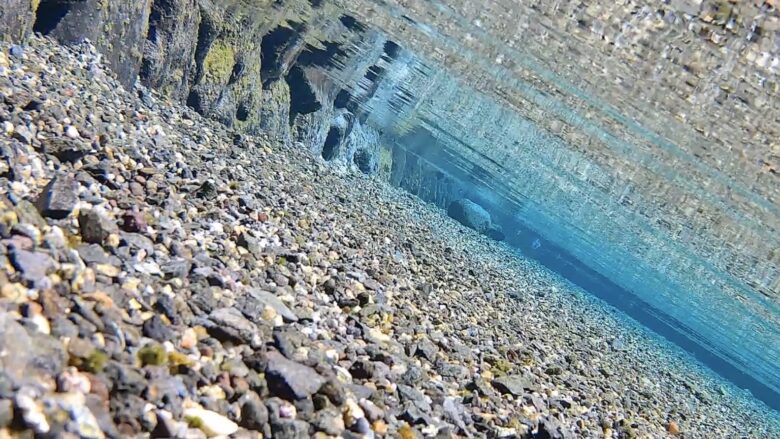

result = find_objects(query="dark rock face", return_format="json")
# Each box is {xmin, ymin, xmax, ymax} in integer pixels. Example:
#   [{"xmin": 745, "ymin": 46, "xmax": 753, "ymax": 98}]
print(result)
[
  {"xmin": 447, "ymin": 199, "xmax": 492, "ymax": 233},
  {"xmin": 260, "ymin": 24, "xmax": 306, "ymax": 87},
  {"xmin": 140, "ymin": 0, "xmax": 201, "ymax": 102},
  {"xmin": 258, "ymin": 79, "xmax": 293, "ymax": 143},
  {"xmin": 5, "ymin": 0, "xmax": 514, "ymax": 250},
  {"xmin": 2, "ymin": 0, "xmax": 399, "ymax": 177},
  {"xmin": 0, "ymin": 0, "xmax": 37, "ymax": 43},
  {"xmin": 33, "ymin": 0, "xmax": 153, "ymax": 88}
]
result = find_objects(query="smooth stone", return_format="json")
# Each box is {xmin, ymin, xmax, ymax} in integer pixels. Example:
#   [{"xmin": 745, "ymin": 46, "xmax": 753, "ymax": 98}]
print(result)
[
  {"xmin": 239, "ymin": 394, "xmax": 269, "ymax": 431},
  {"xmin": 142, "ymin": 315, "xmax": 175, "ymax": 342},
  {"xmin": 265, "ymin": 351, "xmax": 326, "ymax": 400},
  {"xmin": 9, "ymin": 248, "xmax": 53, "ymax": 283},
  {"xmin": 311, "ymin": 408, "xmax": 344, "ymax": 435},
  {"xmin": 492, "ymin": 375, "xmax": 534, "ymax": 397},
  {"xmin": 206, "ymin": 307, "xmax": 262, "ymax": 347},
  {"xmin": 270, "ymin": 418, "xmax": 310, "ymax": 439},
  {"xmin": 77, "ymin": 244, "xmax": 109, "ymax": 265},
  {"xmin": 0, "ymin": 313, "xmax": 66, "ymax": 383},
  {"xmin": 183, "ymin": 407, "xmax": 239, "ymax": 437},
  {"xmin": 79, "ymin": 209, "xmax": 117, "ymax": 244},
  {"xmin": 243, "ymin": 289, "xmax": 298, "ymax": 323}
]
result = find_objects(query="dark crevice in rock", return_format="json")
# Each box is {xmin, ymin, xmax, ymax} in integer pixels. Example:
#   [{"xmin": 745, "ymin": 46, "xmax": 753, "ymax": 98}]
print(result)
[
  {"xmin": 191, "ymin": 8, "xmax": 218, "ymax": 82},
  {"xmin": 296, "ymin": 41, "xmax": 344, "ymax": 68},
  {"xmin": 383, "ymin": 40, "xmax": 401, "ymax": 60},
  {"xmin": 228, "ymin": 60, "xmax": 244, "ymax": 85},
  {"xmin": 33, "ymin": 0, "xmax": 70, "ymax": 35},
  {"xmin": 336, "ymin": 88, "xmax": 369, "ymax": 123},
  {"xmin": 286, "ymin": 66, "xmax": 321, "ymax": 124},
  {"xmin": 322, "ymin": 127, "xmax": 342, "ymax": 161},
  {"xmin": 143, "ymin": 0, "xmax": 170, "ymax": 43},
  {"xmin": 140, "ymin": 0, "xmax": 200, "ymax": 102},
  {"xmin": 260, "ymin": 23, "xmax": 306, "ymax": 88},
  {"xmin": 185, "ymin": 91, "xmax": 203, "ymax": 114},
  {"xmin": 236, "ymin": 103, "xmax": 250, "ymax": 122},
  {"xmin": 353, "ymin": 148, "xmax": 373, "ymax": 174},
  {"xmin": 339, "ymin": 15, "xmax": 366, "ymax": 33},
  {"xmin": 334, "ymin": 89, "xmax": 354, "ymax": 110},
  {"xmin": 184, "ymin": 8, "xmax": 219, "ymax": 115},
  {"xmin": 364, "ymin": 65, "xmax": 385, "ymax": 82}
]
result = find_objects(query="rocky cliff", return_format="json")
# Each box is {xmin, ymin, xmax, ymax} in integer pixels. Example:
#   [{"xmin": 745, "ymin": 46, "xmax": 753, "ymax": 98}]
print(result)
[
  {"xmin": 1, "ymin": 0, "xmax": 493, "ymax": 221},
  {"xmin": 1, "ymin": 0, "xmax": 397, "ymax": 177}
]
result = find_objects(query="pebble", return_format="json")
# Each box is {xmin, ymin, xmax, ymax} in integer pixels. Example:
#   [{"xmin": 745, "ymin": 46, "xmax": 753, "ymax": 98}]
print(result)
[
  {"xmin": 65, "ymin": 126, "xmax": 81, "ymax": 139},
  {"xmin": 9, "ymin": 45, "xmax": 23, "ymax": 58},
  {"xmin": 667, "ymin": 420, "xmax": 681, "ymax": 435},
  {"xmin": 239, "ymin": 395, "xmax": 268, "ymax": 431},
  {"xmin": 183, "ymin": 407, "xmax": 239, "ymax": 437},
  {"xmin": 9, "ymin": 248, "xmax": 53, "ymax": 283},
  {"xmin": 79, "ymin": 209, "xmax": 118, "ymax": 244},
  {"xmin": 36, "ymin": 174, "xmax": 79, "ymax": 219}
]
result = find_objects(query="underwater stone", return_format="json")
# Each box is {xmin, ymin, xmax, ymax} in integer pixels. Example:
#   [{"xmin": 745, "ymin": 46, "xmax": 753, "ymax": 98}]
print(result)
[{"xmin": 447, "ymin": 198, "xmax": 492, "ymax": 233}]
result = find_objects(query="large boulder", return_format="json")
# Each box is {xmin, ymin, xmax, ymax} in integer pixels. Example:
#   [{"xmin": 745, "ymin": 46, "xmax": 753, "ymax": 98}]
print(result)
[{"xmin": 447, "ymin": 199, "xmax": 492, "ymax": 233}]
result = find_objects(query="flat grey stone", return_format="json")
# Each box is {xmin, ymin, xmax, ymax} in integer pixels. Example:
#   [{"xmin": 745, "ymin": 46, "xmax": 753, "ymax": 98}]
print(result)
[
  {"xmin": 243, "ymin": 289, "xmax": 298, "ymax": 323},
  {"xmin": 37, "ymin": 174, "xmax": 79, "ymax": 219},
  {"xmin": 265, "ymin": 351, "xmax": 325, "ymax": 400}
]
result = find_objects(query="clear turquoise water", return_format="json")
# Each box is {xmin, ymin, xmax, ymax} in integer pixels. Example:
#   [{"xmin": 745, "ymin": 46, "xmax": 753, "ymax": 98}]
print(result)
[{"xmin": 328, "ymin": 0, "xmax": 780, "ymax": 415}]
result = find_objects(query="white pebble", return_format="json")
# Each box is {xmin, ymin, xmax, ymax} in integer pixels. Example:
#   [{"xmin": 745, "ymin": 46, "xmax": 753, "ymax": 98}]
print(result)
[
  {"xmin": 65, "ymin": 126, "xmax": 80, "ymax": 139},
  {"xmin": 183, "ymin": 407, "xmax": 238, "ymax": 437}
]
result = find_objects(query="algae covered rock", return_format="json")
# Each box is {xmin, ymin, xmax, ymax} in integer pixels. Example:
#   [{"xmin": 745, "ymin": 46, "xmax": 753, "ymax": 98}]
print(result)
[
  {"xmin": 185, "ymin": 1, "xmax": 265, "ymax": 131},
  {"xmin": 0, "ymin": 0, "xmax": 38, "ymax": 43}
]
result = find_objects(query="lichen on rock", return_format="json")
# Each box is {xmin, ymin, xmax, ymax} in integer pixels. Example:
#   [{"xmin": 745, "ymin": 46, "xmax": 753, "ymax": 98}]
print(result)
[{"xmin": 202, "ymin": 41, "xmax": 236, "ymax": 83}]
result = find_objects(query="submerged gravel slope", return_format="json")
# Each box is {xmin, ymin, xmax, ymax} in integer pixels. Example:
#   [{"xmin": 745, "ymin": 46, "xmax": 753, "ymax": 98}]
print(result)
[{"xmin": 0, "ymin": 37, "xmax": 778, "ymax": 439}]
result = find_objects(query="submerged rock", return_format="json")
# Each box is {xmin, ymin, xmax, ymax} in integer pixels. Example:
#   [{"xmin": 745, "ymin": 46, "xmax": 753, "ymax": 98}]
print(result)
[
  {"xmin": 37, "ymin": 174, "xmax": 78, "ymax": 219},
  {"xmin": 265, "ymin": 351, "xmax": 326, "ymax": 400},
  {"xmin": 183, "ymin": 407, "xmax": 239, "ymax": 437},
  {"xmin": 447, "ymin": 198, "xmax": 492, "ymax": 233}
]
